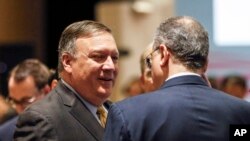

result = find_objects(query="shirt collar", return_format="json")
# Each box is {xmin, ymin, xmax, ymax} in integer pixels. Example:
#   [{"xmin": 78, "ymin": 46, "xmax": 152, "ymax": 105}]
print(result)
[{"xmin": 165, "ymin": 72, "xmax": 200, "ymax": 82}]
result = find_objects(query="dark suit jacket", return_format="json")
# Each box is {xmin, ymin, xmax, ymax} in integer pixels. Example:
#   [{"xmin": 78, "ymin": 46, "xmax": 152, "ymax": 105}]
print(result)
[
  {"xmin": 103, "ymin": 75, "xmax": 250, "ymax": 141},
  {"xmin": 14, "ymin": 81, "xmax": 108, "ymax": 141},
  {"xmin": 0, "ymin": 116, "xmax": 18, "ymax": 141}
]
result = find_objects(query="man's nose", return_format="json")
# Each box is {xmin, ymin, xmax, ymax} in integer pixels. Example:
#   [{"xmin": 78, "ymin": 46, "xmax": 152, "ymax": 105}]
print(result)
[{"xmin": 102, "ymin": 56, "xmax": 116, "ymax": 70}]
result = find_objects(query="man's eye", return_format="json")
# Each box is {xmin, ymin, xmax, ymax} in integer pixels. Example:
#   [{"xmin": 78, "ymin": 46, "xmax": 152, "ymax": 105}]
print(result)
[
  {"xmin": 112, "ymin": 56, "xmax": 119, "ymax": 62},
  {"xmin": 92, "ymin": 55, "xmax": 106, "ymax": 60},
  {"xmin": 90, "ymin": 54, "xmax": 119, "ymax": 63}
]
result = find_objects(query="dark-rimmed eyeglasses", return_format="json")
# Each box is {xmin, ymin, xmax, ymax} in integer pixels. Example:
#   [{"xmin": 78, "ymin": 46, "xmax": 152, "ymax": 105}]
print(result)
[
  {"xmin": 144, "ymin": 47, "xmax": 160, "ymax": 68},
  {"xmin": 6, "ymin": 95, "xmax": 38, "ymax": 108}
]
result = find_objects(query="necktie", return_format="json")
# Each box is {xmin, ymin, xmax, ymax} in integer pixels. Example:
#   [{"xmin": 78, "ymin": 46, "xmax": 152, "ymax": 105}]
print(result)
[{"xmin": 96, "ymin": 106, "xmax": 107, "ymax": 128}]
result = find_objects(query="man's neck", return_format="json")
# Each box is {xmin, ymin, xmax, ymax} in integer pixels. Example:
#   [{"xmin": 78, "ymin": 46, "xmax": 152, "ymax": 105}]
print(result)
[
  {"xmin": 166, "ymin": 64, "xmax": 202, "ymax": 81},
  {"xmin": 166, "ymin": 72, "xmax": 200, "ymax": 82}
]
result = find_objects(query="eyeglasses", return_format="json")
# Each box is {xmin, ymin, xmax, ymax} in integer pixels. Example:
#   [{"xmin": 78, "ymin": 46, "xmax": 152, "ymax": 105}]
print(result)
[
  {"xmin": 144, "ymin": 47, "xmax": 160, "ymax": 68},
  {"xmin": 6, "ymin": 95, "xmax": 38, "ymax": 108}
]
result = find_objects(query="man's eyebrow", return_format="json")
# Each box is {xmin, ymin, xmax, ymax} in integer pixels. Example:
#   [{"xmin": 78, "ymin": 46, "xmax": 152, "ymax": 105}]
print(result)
[
  {"xmin": 9, "ymin": 96, "xmax": 31, "ymax": 101},
  {"xmin": 89, "ymin": 50, "xmax": 119, "ymax": 55}
]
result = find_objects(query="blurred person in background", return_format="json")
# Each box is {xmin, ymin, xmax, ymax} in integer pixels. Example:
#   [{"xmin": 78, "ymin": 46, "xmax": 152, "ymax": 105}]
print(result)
[
  {"xmin": 0, "ymin": 95, "xmax": 16, "ymax": 125},
  {"xmin": 0, "ymin": 58, "xmax": 51, "ymax": 141},
  {"xmin": 139, "ymin": 42, "xmax": 155, "ymax": 93},
  {"xmin": 124, "ymin": 76, "xmax": 144, "ymax": 97},
  {"xmin": 124, "ymin": 43, "xmax": 155, "ymax": 97},
  {"xmin": 220, "ymin": 75, "xmax": 248, "ymax": 99},
  {"xmin": 207, "ymin": 76, "xmax": 219, "ymax": 89}
]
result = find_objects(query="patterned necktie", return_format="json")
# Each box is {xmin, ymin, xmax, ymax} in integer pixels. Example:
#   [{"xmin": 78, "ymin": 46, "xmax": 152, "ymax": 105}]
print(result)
[{"xmin": 96, "ymin": 106, "xmax": 107, "ymax": 128}]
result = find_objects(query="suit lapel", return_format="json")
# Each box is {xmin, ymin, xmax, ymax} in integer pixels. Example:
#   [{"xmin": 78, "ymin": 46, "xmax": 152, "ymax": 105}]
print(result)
[
  {"xmin": 56, "ymin": 81, "xmax": 104, "ymax": 141},
  {"xmin": 70, "ymin": 100, "xmax": 104, "ymax": 141}
]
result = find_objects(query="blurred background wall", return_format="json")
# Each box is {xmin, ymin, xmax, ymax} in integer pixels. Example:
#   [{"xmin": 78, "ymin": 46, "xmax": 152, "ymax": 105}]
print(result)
[
  {"xmin": 0, "ymin": 0, "xmax": 45, "ymax": 96},
  {"xmin": 0, "ymin": 0, "xmax": 249, "ymax": 101},
  {"xmin": 96, "ymin": 0, "xmax": 175, "ymax": 100},
  {"xmin": 176, "ymin": 0, "xmax": 250, "ymax": 81}
]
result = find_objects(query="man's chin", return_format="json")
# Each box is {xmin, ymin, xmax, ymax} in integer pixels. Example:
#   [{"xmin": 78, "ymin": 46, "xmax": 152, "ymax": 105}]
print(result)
[{"xmin": 97, "ymin": 88, "xmax": 112, "ymax": 98}]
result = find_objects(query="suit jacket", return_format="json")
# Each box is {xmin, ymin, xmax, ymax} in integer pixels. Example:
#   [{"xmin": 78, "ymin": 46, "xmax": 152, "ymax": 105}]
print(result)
[
  {"xmin": 0, "ymin": 116, "xmax": 18, "ymax": 141},
  {"xmin": 103, "ymin": 75, "xmax": 250, "ymax": 141},
  {"xmin": 14, "ymin": 80, "xmax": 109, "ymax": 141}
]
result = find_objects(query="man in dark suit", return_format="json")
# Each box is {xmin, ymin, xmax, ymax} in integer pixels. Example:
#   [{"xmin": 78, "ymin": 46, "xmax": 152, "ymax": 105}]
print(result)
[
  {"xmin": 103, "ymin": 16, "xmax": 250, "ymax": 141},
  {"xmin": 14, "ymin": 20, "xmax": 119, "ymax": 141}
]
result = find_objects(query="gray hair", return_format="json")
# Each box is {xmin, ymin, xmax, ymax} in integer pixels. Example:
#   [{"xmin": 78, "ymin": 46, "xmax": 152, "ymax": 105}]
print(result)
[
  {"xmin": 57, "ymin": 20, "xmax": 112, "ymax": 72},
  {"xmin": 153, "ymin": 16, "xmax": 209, "ymax": 71}
]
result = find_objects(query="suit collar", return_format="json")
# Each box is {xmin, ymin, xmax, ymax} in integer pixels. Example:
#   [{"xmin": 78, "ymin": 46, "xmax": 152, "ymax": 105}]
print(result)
[
  {"xmin": 160, "ymin": 75, "xmax": 208, "ymax": 89},
  {"xmin": 55, "ymin": 81, "xmax": 104, "ymax": 141},
  {"xmin": 70, "ymin": 99, "xmax": 104, "ymax": 141},
  {"xmin": 55, "ymin": 80, "xmax": 104, "ymax": 141},
  {"xmin": 166, "ymin": 72, "xmax": 200, "ymax": 81},
  {"xmin": 55, "ymin": 80, "xmax": 75, "ymax": 106}
]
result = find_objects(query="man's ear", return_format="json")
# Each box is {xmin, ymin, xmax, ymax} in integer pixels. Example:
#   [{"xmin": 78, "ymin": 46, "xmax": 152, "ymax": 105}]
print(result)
[
  {"xmin": 43, "ymin": 84, "xmax": 51, "ymax": 95},
  {"xmin": 160, "ymin": 44, "xmax": 170, "ymax": 67},
  {"xmin": 62, "ymin": 53, "xmax": 74, "ymax": 73},
  {"xmin": 50, "ymin": 79, "xmax": 58, "ymax": 90}
]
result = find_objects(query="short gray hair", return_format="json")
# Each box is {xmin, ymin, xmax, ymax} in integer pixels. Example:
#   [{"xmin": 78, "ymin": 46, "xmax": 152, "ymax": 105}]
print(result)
[{"xmin": 153, "ymin": 16, "xmax": 209, "ymax": 71}]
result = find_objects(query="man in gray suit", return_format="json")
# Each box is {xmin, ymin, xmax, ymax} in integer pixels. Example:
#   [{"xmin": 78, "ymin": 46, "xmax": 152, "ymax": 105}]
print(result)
[
  {"xmin": 14, "ymin": 20, "xmax": 119, "ymax": 141},
  {"xmin": 103, "ymin": 16, "xmax": 250, "ymax": 141}
]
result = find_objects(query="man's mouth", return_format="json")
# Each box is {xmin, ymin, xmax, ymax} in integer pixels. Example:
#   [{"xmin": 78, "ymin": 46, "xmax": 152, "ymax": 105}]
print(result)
[{"xmin": 99, "ymin": 77, "xmax": 113, "ymax": 81}]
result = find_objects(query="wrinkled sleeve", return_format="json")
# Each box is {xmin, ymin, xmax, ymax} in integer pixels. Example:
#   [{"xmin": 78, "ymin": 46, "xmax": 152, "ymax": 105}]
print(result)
[
  {"xmin": 103, "ymin": 103, "xmax": 131, "ymax": 141},
  {"xmin": 14, "ymin": 110, "xmax": 57, "ymax": 141}
]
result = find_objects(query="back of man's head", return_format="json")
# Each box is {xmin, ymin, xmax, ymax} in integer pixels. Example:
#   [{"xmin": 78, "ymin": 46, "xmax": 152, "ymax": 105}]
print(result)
[{"xmin": 153, "ymin": 16, "xmax": 209, "ymax": 72}]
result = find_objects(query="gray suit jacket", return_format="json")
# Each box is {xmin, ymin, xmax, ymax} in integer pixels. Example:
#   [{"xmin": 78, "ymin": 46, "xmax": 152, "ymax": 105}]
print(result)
[{"xmin": 14, "ymin": 80, "xmax": 107, "ymax": 141}]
